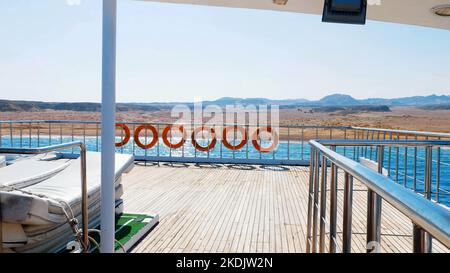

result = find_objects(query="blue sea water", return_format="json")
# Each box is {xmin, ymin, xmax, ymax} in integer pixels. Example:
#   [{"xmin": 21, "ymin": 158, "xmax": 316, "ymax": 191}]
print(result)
[{"xmin": 1, "ymin": 136, "xmax": 449, "ymax": 206}]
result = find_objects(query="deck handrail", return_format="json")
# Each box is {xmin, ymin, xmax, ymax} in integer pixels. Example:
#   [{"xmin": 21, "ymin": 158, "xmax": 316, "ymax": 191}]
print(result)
[
  {"xmin": 1, "ymin": 120, "xmax": 450, "ymax": 205},
  {"xmin": 1, "ymin": 120, "xmax": 450, "ymax": 136},
  {"xmin": 351, "ymin": 126, "xmax": 450, "ymax": 139},
  {"xmin": 306, "ymin": 139, "xmax": 450, "ymax": 253},
  {"xmin": 317, "ymin": 139, "xmax": 450, "ymax": 147},
  {"xmin": 0, "ymin": 141, "xmax": 89, "ymax": 253},
  {"xmin": 318, "ymin": 139, "xmax": 450, "ymax": 202},
  {"xmin": 2, "ymin": 120, "xmax": 450, "ymax": 137}
]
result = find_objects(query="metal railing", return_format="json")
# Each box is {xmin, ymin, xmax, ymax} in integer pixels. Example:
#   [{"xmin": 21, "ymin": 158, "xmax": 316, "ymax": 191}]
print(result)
[
  {"xmin": 320, "ymin": 139, "xmax": 450, "ymax": 205},
  {"xmin": 1, "ymin": 120, "xmax": 450, "ymax": 205},
  {"xmin": 306, "ymin": 139, "xmax": 450, "ymax": 253},
  {"xmin": 1, "ymin": 120, "xmax": 449, "ymax": 160},
  {"xmin": 0, "ymin": 141, "xmax": 89, "ymax": 253},
  {"xmin": 1, "ymin": 120, "xmax": 450, "ymax": 253},
  {"xmin": 0, "ymin": 120, "xmax": 356, "ymax": 165}
]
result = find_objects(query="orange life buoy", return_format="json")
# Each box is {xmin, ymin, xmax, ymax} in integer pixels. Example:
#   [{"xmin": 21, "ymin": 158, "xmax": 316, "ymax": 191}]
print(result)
[
  {"xmin": 162, "ymin": 125, "xmax": 186, "ymax": 149},
  {"xmin": 251, "ymin": 126, "xmax": 279, "ymax": 153},
  {"xmin": 133, "ymin": 124, "xmax": 158, "ymax": 149},
  {"xmin": 115, "ymin": 124, "xmax": 131, "ymax": 147},
  {"xmin": 222, "ymin": 126, "xmax": 248, "ymax": 150},
  {"xmin": 191, "ymin": 126, "xmax": 217, "ymax": 152}
]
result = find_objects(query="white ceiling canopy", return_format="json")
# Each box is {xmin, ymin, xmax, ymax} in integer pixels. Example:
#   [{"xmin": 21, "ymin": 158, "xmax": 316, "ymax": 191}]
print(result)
[{"xmin": 140, "ymin": 0, "xmax": 450, "ymax": 30}]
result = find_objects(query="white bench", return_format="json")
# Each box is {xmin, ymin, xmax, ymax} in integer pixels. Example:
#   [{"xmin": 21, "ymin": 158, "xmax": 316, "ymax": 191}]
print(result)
[{"xmin": 0, "ymin": 152, "xmax": 134, "ymax": 252}]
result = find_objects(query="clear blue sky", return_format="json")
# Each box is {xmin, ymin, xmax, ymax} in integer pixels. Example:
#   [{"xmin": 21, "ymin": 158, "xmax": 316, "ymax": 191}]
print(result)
[{"xmin": 0, "ymin": 0, "xmax": 449, "ymax": 103}]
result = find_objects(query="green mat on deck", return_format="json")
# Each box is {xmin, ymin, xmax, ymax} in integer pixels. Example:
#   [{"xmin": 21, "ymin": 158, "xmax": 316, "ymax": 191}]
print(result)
[
  {"xmin": 113, "ymin": 213, "xmax": 159, "ymax": 252},
  {"xmin": 62, "ymin": 213, "xmax": 159, "ymax": 253}
]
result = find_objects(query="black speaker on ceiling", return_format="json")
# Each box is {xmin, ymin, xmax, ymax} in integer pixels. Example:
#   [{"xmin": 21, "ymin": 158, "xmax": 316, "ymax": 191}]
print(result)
[{"xmin": 322, "ymin": 0, "xmax": 367, "ymax": 25}]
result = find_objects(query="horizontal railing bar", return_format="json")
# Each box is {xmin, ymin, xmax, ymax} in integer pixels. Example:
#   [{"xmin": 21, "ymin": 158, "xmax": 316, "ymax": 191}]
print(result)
[
  {"xmin": 133, "ymin": 156, "xmax": 309, "ymax": 166},
  {"xmin": 0, "ymin": 141, "xmax": 84, "ymax": 154},
  {"xmin": 0, "ymin": 120, "xmax": 101, "ymax": 125},
  {"xmin": 351, "ymin": 127, "xmax": 450, "ymax": 139},
  {"xmin": 318, "ymin": 139, "xmax": 450, "ymax": 148},
  {"xmin": 3, "ymin": 120, "xmax": 450, "ymax": 136},
  {"xmin": 309, "ymin": 140, "xmax": 450, "ymax": 248},
  {"xmin": 392, "ymin": 171, "xmax": 429, "ymax": 190},
  {"xmin": 412, "ymin": 154, "xmax": 450, "ymax": 167},
  {"xmin": 392, "ymin": 169, "xmax": 450, "ymax": 195}
]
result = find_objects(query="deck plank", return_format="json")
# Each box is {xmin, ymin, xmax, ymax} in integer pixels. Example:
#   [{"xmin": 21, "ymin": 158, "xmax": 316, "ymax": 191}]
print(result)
[{"xmin": 121, "ymin": 163, "xmax": 448, "ymax": 253}]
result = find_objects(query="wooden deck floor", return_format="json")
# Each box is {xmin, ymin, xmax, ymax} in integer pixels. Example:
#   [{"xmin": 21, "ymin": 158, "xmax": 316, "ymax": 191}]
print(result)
[{"xmin": 121, "ymin": 162, "xmax": 448, "ymax": 253}]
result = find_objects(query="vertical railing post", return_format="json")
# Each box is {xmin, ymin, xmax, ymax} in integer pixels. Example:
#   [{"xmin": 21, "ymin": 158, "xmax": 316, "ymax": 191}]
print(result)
[
  {"xmin": 96, "ymin": 123, "xmax": 99, "ymax": 152},
  {"xmin": 342, "ymin": 172, "xmax": 353, "ymax": 253},
  {"xmin": 79, "ymin": 144, "xmax": 89, "ymax": 252},
  {"xmin": 119, "ymin": 123, "xmax": 123, "ymax": 154},
  {"xmin": 367, "ymin": 146, "xmax": 383, "ymax": 253},
  {"xmin": 232, "ymin": 124, "xmax": 235, "ymax": 160},
  {"xmin": 329, "ymin": 146, "xmax": 338, "ymax": 253},
  {"xmin": 387, "ymin": 132, "xmax": 392, "ymax": 177},
  {"xmin": 395, "ymin": 134, "xmax": 400, "ymax": 181},
  {"xmin": 0, "ymin": 122, "xmax": 2, "ymax": 148},
  {"xmin": 436, "ymin": 140, "xmax": 441, "ymax": 203},
  {"xmin": 258, "ymin": 123, "xmax": 262, "ymax": 160},
  {"xmin": 413, "ymin": 224, "xmax": 427, "ymax": 253},
  {"xmin": 71, "ymin": 124, "xmax": 74, "ymax": 154},
  {"xmin": 59, "ymin": 123, "xmax": 63, "ymax": 146},
  {"xmin": 37, "ymin": 122, "xmax": 40, "ymax": 147},
  {"xmin": 287, "ymin": 127, "xmax": 290, "ymax": 160},
  {"xmin": 131, "ymin": 124, "xmax": 135, "ymax": 156},
  {"xmin": 369, "ymin": 131, "xmax": 373, "ymax": 160},
  {"xmin": 9, "ymin": 122, "xmax": 13, "ymax": 148},
  {"xmin": 319, "ymin": 155, "xmax": 328, "ymax": 252},
  {"xmin": 49, "ymin": 122, "xmax": 52, "ymax": 146},
  {"xmin": 343, "ymin": 129, "xmax": 347, "ymax": 156},
  {"xmin": 272, "ymin": 126, "xmax": 275, "ymax": 161},
  {"xmin": 169, "ymin": 125, "xmax": 172, "ymax": 158},
  {"xmin": 424, "ymin": 146, "xmax": 432, "ymax": 200},
  {"xmin": 306, "ymin": 147, "xmax": 315, "ymax": 253},
  {"xmin": 28, "ymin": 122, "xmax": 32, "ymax": 147},
  {"xmin": 182, "ymin": 124, "xmax": 186, "ymax": 158},
  {"xmin": 19, "ymin": 126, "xmax": 23, "ymax": 148},
  {"xmin": 301, "ymin": 128, "xmax": 304, "ymax": 160},
  {"xmin": 422, "ymin": 146, "xmax": 433, "ymax": 252},
  {"xmin": 157, "ymin": 124, "xmax": 161, "ymax": 157},
  {"xmin": 144, "ymin": 126, "xmax": 148, "ymax": 162},
  {"xmin": 311, "ymin": 149, "xmax": 320, "ymax": 252},
  {"xmin": 404, "ymin": 136, "xmax": 408, "ymax": 187},
  {"xmin": 0, "ymin": 185, "xmax": 3, "ymax": 253},
  {"xmin": 245, "ymin": 124, "xmax": 249, "ymax": 160},
  {"xmin": 364, "ymin": 130, "xmax": 368, "ymax": 158},
  {"xmin": 413, "ymin": 136, "xmax": 417, "ymax": 191}
]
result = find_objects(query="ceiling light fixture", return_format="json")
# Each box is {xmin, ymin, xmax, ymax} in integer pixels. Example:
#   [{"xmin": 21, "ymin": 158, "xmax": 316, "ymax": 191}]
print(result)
[
  {"xmin": 431, "ymin": 5, "xmax": 450, "ymax": 16},
  {"xmin": 273, "ymin": 0, "xmax": 288, "ymax": 6}
]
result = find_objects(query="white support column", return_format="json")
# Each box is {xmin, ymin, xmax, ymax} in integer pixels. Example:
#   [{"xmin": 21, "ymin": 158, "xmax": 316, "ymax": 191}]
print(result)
[{"xmin": 101, "ymin": 0, "xmax": 117, "ymax": 253}]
